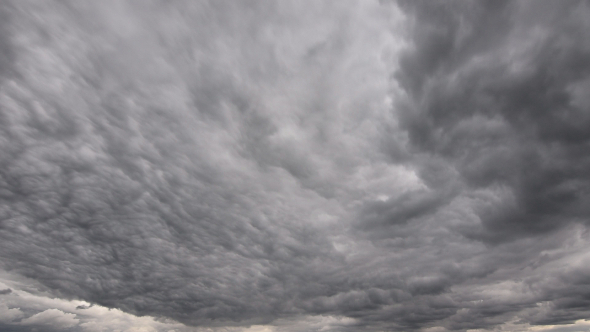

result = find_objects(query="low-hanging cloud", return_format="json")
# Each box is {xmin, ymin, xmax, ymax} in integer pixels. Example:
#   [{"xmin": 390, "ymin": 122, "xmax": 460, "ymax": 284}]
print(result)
[
  {"xmin": 394, "ymin": 0, "xmax": 590, "ymax": 242},
  {"xmin": 0, "ymin": 0, "xmax": 589, "ymax": 331}
]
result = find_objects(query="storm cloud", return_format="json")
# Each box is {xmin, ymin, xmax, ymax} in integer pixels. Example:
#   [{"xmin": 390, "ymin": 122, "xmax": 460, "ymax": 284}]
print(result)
[{"xmin": 0, "ymin": 1, "xmax": 589, "ymax": 331}]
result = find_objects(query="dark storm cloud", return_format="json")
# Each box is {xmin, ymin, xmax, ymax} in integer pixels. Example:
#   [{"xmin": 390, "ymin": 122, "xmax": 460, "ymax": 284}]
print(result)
[
  {"xmin": 0, "ymin": 288, "xmax": 12, "ymax": 295},
  {"xmin": 0, "ymin": 324, "xmax": 28, "ymax": 332},
  {"xmin": 0, "ymin": 0, "xmax": 401, "ymax": 330},
  {"xmin": 394, "ymin": 0, "xmax": 590, "ymax": 242},
  {"xmin": 1, "ymin": 0, "xmax": 590, "ymax": 332},
  {"xmin": 372, "ymin": 0, "xmax": 590, "ymax": 330}
]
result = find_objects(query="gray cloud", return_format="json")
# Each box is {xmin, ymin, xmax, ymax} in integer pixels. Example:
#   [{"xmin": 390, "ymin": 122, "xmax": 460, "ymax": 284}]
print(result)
[
  {"xmin": 0, "ymin": 0, "xmax": 589, "ymax": 331},
  {"xmin": 394, "ymin": 0, "xmax": 590, "ymax": 242},
  {"xmin": 377, "ymin": 0, "xmax": 590, "ymax": 329},
  {"xmin": 20, "ymin": 309, "xmax": 79, "ymax": 329},
  {"xmin": 74, "ymin": 304, "xmax": 92, "ymax": 310}
]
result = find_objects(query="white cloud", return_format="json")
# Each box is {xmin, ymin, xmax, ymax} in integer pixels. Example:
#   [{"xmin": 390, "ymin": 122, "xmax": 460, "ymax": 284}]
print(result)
[
  {"xmin": 0, "ymin": 303, "xmax": 24, "ymax": 323},
  {"xmin": 20, "ymin": 309, "xmax": 80, "ymax": 329}
]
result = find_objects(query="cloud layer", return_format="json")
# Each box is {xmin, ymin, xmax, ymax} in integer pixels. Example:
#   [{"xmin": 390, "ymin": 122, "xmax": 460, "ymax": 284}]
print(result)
[{"xmin": 0, "ymin": 1, "xmax": 589, "ymax": 331}]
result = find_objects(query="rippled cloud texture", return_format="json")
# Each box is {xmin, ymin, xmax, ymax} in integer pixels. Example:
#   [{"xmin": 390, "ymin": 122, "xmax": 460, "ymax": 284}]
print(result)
[{"xmin": 1, "ymin": 1, "xmax": 590, "ymax": 331}]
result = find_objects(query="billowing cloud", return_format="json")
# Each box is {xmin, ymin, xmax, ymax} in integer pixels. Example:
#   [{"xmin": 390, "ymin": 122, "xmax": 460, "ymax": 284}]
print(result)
[
  {"xmin": 394, "ymin": 0, "xmax": 590, "ymax": 243},
  {"xmin": 20, "ymin": 309, "xmax": 79, "ymax": 329},
  {"xmin": 0, "ymin": 0, "xmax": 589, "ymax": 331},
  {"xmin": 0, "ymin": 304, "xmax": 24, "ymax": 324}
]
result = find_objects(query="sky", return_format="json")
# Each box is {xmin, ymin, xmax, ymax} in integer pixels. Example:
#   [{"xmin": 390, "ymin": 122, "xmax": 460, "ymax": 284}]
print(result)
[{"xmin": 0, "ymin": 0, "xmax": 590, "ymax": 331}]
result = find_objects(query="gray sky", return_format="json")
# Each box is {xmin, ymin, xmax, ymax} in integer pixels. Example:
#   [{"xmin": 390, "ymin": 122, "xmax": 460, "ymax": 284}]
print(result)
[{"xmin": 1, "ymin": 1, "xmax": 590, "ymax": 331}]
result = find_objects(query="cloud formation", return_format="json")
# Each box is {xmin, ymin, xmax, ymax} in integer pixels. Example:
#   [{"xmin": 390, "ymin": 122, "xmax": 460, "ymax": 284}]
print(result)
[
  {"xmin": 395, "ymin": 0, "xmax": 590, "ymax": 243},
  {"xmin": 0, "ymin": 0, "xmax": 589, "ymax": 331}
]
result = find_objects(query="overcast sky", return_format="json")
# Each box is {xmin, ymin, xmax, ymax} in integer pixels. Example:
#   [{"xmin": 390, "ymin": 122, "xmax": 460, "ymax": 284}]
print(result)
[{"xmin": 1, "ymin": 1, "xmax": 590, "ymax": 331}]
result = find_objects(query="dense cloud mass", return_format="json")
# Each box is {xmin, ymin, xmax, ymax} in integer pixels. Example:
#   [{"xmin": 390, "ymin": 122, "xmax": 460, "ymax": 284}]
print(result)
[
  {"xmin": 0, "ymin": 1, "xmax": 589, "ymax": 331},
  {"xmin": 396, "ymin": 0, "xmax": 590, "ymax": 243}
]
